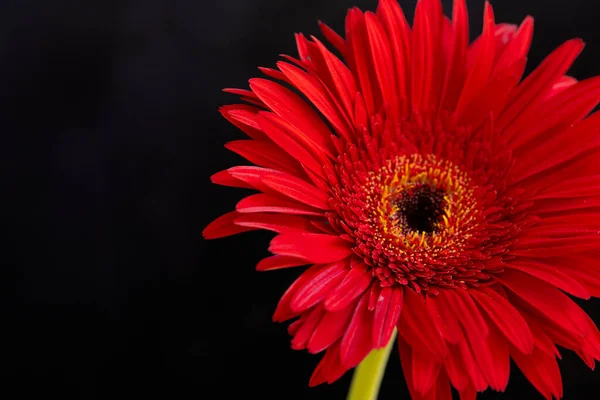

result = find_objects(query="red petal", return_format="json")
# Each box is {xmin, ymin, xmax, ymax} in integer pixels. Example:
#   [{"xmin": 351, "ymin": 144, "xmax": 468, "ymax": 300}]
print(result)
[
  {"xmin": 255, "ymin": 255, "xmax": 307, "ymax": 271},
  {"xmin": 510, "ymin": 346, "xmax": 563, "ymax": 399},
  {"xmin": 236, "ymin": 194, "xmax": 324, "ymax": 217},
  {"xmin": 508, "ymin": 112, "xmax": 600, "ymax": 184},
  {"xmin": 228, "ymin": 166, "xmax": 331, "ymax": 210},
  {"xmin": 311, "ymin": 37, "xmax": 357, "ymax": 123},
  {"xmin": 492, "ymin": 16, "xmax": 533, "ymax": 77},
  {"xmin": 509, "ymin": 75, "xmax": 600, "ymax": 150},
  {"xmin": 260, "ymin": 170, "xmax": 331, "ymax": 210},
  {"xmin": 273, "ymin": 265, "xmax": 322, "ymax": 322},
  {"xmin": 210, "ymin": 169, "xmax": 252, "ymax": 189},
  {"xmin": 372, "ymin": 286, "xmax": 404, "ymax": 348},
  {"xmin": 434, "ymin": 370, "xmax": 453, "ymax": 400},
  {"xmin": 309, "ymin": 341, "xmax": 348, "ymax": 386},
  {"xmin": 398, "ymin": 289, "xmax": 447, "ymax": 359},
  {"xmin": 459, "ymin": 385, "xmax": 477, "ymax": 400},
  {"xmin": 469, "ymin": 317, "xmax": 510, "ymax": 391},
  {"xmin": 234, "ymin": 213, "xmax": 315, "ymax": 233},
  {"xmin": 324, "ymin": 261, "xmax": 374, "ymax": 312},
  {"xmin": 439, "ymin": 289, "xmax": 488, "ymax": 341},
  {"xmin": 291, "ymin": 306, "xmax": 325, "ymax": 350},
  {"xmin": 219, "ymin": 104, "xmax": 267, "ymax": 140},
  {"xmin": 202, "ymin": 210, "xmax": 257, "ymax": 239},
  {"xmin": 308, "ymin": 301, "xmax": 357, "ymax": 354},
  {"xmin": 224, "ymin": 140, "xmax": 301, "ymax": 176},
  {"xmin": 277, "ymin": 61, "xmax": 353, "ymax": 141},
  {"xmin": 365, "ymin": 11, "xmax": 400, "ymax": 118},
  {"xmin": 453, "ymin": 2, "xmax": 495, "ymax": 118},
  {"xmin": 345, "ymin": 8, "xmax": 381, "ymax": 115},
  {"xmin": 340, "ymin": 294, "xmax": 375, "ymax": 368},
  {"xmin": 427, "ymin": 294, "xmax": 463, "ymax": 344},
  {"xmin": 318, "ymin": 21, "xmax": 346, "ymax": 56},
  {"xmin": 249, "ymin": 78, "xmax": 335, "ymax": 157},
  {"xmin": 439, "ymin": 0, "xmax": 468, "ymax": 112},
  {"xmin": 471, "ymin": 287, "xmax": 534, "ymax": 354},
  {"xmin": 398, "ymin": 336, "xmax": 419, "ymax": 399},
  {"xmin": 255, "ymin": 112, "xmax": 326, "ymax": 177},
  {"xmin": 376, "ymin": 0, "xmax": 411, "ymax": 115},
  {"xmin": 504, "ymin": 260, "xmax": 590, "ymax": 299},
  {"xmin": 457, "ymin": 335, "xmax": 488, "ymax": 392},
  {"xmin": 290, "ymin": 260, "xmax": 349, "ymax": 312},
  {"xmin": 411, "ymin": 349, "xmax": 442, "ymax": 395},
  {"xmin": 269, "ymin": 232, "xmax": 353, "ymax": 263},
  {"xmin": 497, "ymin": 38, "xmax": 584, "ymax": 132},
  {"xmin": 444, "ymin": 345, "xmax": 470, "ymax": 391},
  {"xmin": 411, "ymin": 0, "xmax": 444, "ymax": 112},
  {"xmin": 497, "ymin": 269, "xmax": 597, "ymax": 340}
]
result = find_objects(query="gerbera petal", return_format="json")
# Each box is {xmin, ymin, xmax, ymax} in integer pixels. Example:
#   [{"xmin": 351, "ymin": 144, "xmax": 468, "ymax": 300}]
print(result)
[
  {"xmin": 456, "ymin": 335, "xmax": 488, "ymax": 392},
  {"xmin": 453, "ymin": 2, "xmax": 495, "ymax": 119},
  {"xmin": 439, "ymin": 0, "xmax": 468, "ymax": 112},
  {"xmin": 471, "ymin": 287, "xmax": 534, "ymax": 354},
  {"xmin": 255, "ymin": 255, "xmax": 307, "ymax": 271},
  {"xmin": 234, "ymin": 213, "xmax": 315, "ymax": 233},
  {"xmin": 508, "ymin": 111, "xmax": 600, "ymax": 184},
  {"xmin": 427, "ymin": 294, "xmax": 463, "ymax": 344},
  {"xmin": 273, "ymin": 264, "xmax": 324, "ymax": 322},
  {"xmin": 510, "ymin": 346, "xmax": 563, "ymax": 399},
  {"xmin": 309, "ymin": 341, "xmax": 347, "ymax": 386},
  {"xmin": 290, "ymin": 260, "xmax": 349, "ymax": 313},
  {"xmin": 433, "ymin": 370, "xmax": 453, "ymax": 400},
  {"xmin": 398, "ymin": 289, "xmax": 447, "ymax": 359},
  {"xmin": 228, "ymin": 166, "xmax": 331, "ymax": 210},
  {"xmin": 439, "ymin": 289, "xmax": 488, "ymax": 341},
  {"xmin": 444, "ymin": 345, "xmax": 470, "ymax": 392},
  {"xmin": 497, "ymin": 269, "xmax": 599, "ymax": 340},
  {"xmin": 372, "ymin": 286, "xmax": 404, "ymax": 348},
  {"xmin": 291, "ymin": 305, "xmax": 326, "ymax": 350},
  {"xmin": 472, "ymin": 316, "xmax": 511, "ymax": 391},
  {"xmin": 202, "ymin": 210, "xmax": 257, "ymax": 239},
  {"xmin": 236, "ymin": 194, "xmax": 324, "ymax": 217},
  {"xmin": 497, "ymin": 38, "xmax": 585, "ymax": 133},
  {"xmin": 249, "ymin": 78, "xmax": 336, "ymax": 157},
  {"xmin": 503, "ymin": 259, "xmax": 590, "ymax": 299},
  {"xmin": 340, "ymin": 294, "xmax": 375, "ymax": 368},
  {"xmin": 269, "ymin": 232, "xmax": 353, "ymax": 264},
  {"xmin": 324, "ymin": 260, "xmax": 373, "ymax": 312},
  {"xmin": 219, "ymin": 104, "xmax": 268, "ymax": 140},
  {"xmin": 255, "ymin": 112, "xmax": 327, "ymax": 176},
  {"xmin": 411, "ymin": 0, "xmax": 443, "ymax": 112},
  {"xmin": 411, "ymin": 349, "xmax": 442, "ymax": 396},
  {"xmin": 277, "ymin": 61, "xmax": 354, "ymax": 141},
  {"xmin": 376, "ymin": 0, "xmax": 411, "ymax": 114},
  {"xmin": 397, "ymin": 336, "xmax": 419, "ymax": 399},
  {"xmin": 318, "ymin": 21, "xmax": 346, "ymax": 57},
  {"xmin": 308, "ymin": 301, "xmax": 357, "ymax": 354},
  {"xmin": 492, "ymin": 16, "xmax": 533, "ymax": 77},
  {"xmin": 509, "ymin": 75, "xmax": 600, "ymax": 150},
  {"xmin": 311, "ymin": 37, "xmax": 357, "ymax": 123},
  {"xmin": 210, "ymin": 169, "xmax": 252, "ymax": 189},
  {"xmin": 224, "ymin": 139, "xmax": 302, "ymax": 176},
  {"xmin": 365, "ymin": 11, "xmax": 400, "ymax": 118}
]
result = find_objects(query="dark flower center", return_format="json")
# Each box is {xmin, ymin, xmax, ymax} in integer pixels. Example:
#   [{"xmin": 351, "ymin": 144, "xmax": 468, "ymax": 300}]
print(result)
[{"xmin": 394, "ymin": 185, "xmax": 446, "ymax": 234}]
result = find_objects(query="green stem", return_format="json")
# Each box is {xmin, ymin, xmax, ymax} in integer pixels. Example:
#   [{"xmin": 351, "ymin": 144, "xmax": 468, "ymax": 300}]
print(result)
[{"xmin": 347, "ymin": 329, "xmax": 397, "ymax": 400}]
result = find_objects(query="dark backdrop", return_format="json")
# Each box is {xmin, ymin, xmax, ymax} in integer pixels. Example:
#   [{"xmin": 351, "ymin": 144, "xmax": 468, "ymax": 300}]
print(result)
[{"xmin": 4, "ymin": 0, "xmax": 600, "ymax": 398}]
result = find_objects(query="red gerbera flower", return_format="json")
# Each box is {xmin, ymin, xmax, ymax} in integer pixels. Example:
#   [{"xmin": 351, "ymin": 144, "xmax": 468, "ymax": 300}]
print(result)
[{"xmin": 204, "ymin": 0, "xmax": 600, "ymax": 398}]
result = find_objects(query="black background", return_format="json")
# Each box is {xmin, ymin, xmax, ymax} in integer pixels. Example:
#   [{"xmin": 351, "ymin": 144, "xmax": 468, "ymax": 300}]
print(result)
[{"xmin": 4, "ymin": 0, "xmax": 600, "ymax": 398}]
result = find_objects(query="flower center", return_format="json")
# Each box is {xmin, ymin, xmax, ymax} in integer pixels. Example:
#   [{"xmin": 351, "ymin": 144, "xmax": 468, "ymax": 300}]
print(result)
[
  {"xmin": 333, "ymin": 153, "xmax": 499, "ymax": 293},
  {"xmin": 393, "ymin": 185, "xmax": 446, "ymax": 235}
]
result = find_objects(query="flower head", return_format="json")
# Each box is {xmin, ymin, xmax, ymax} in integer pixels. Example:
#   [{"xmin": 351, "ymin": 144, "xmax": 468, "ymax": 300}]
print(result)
[{"xmin": 204, "ymin": 0, "xmax": 600, "ymax": 398}]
